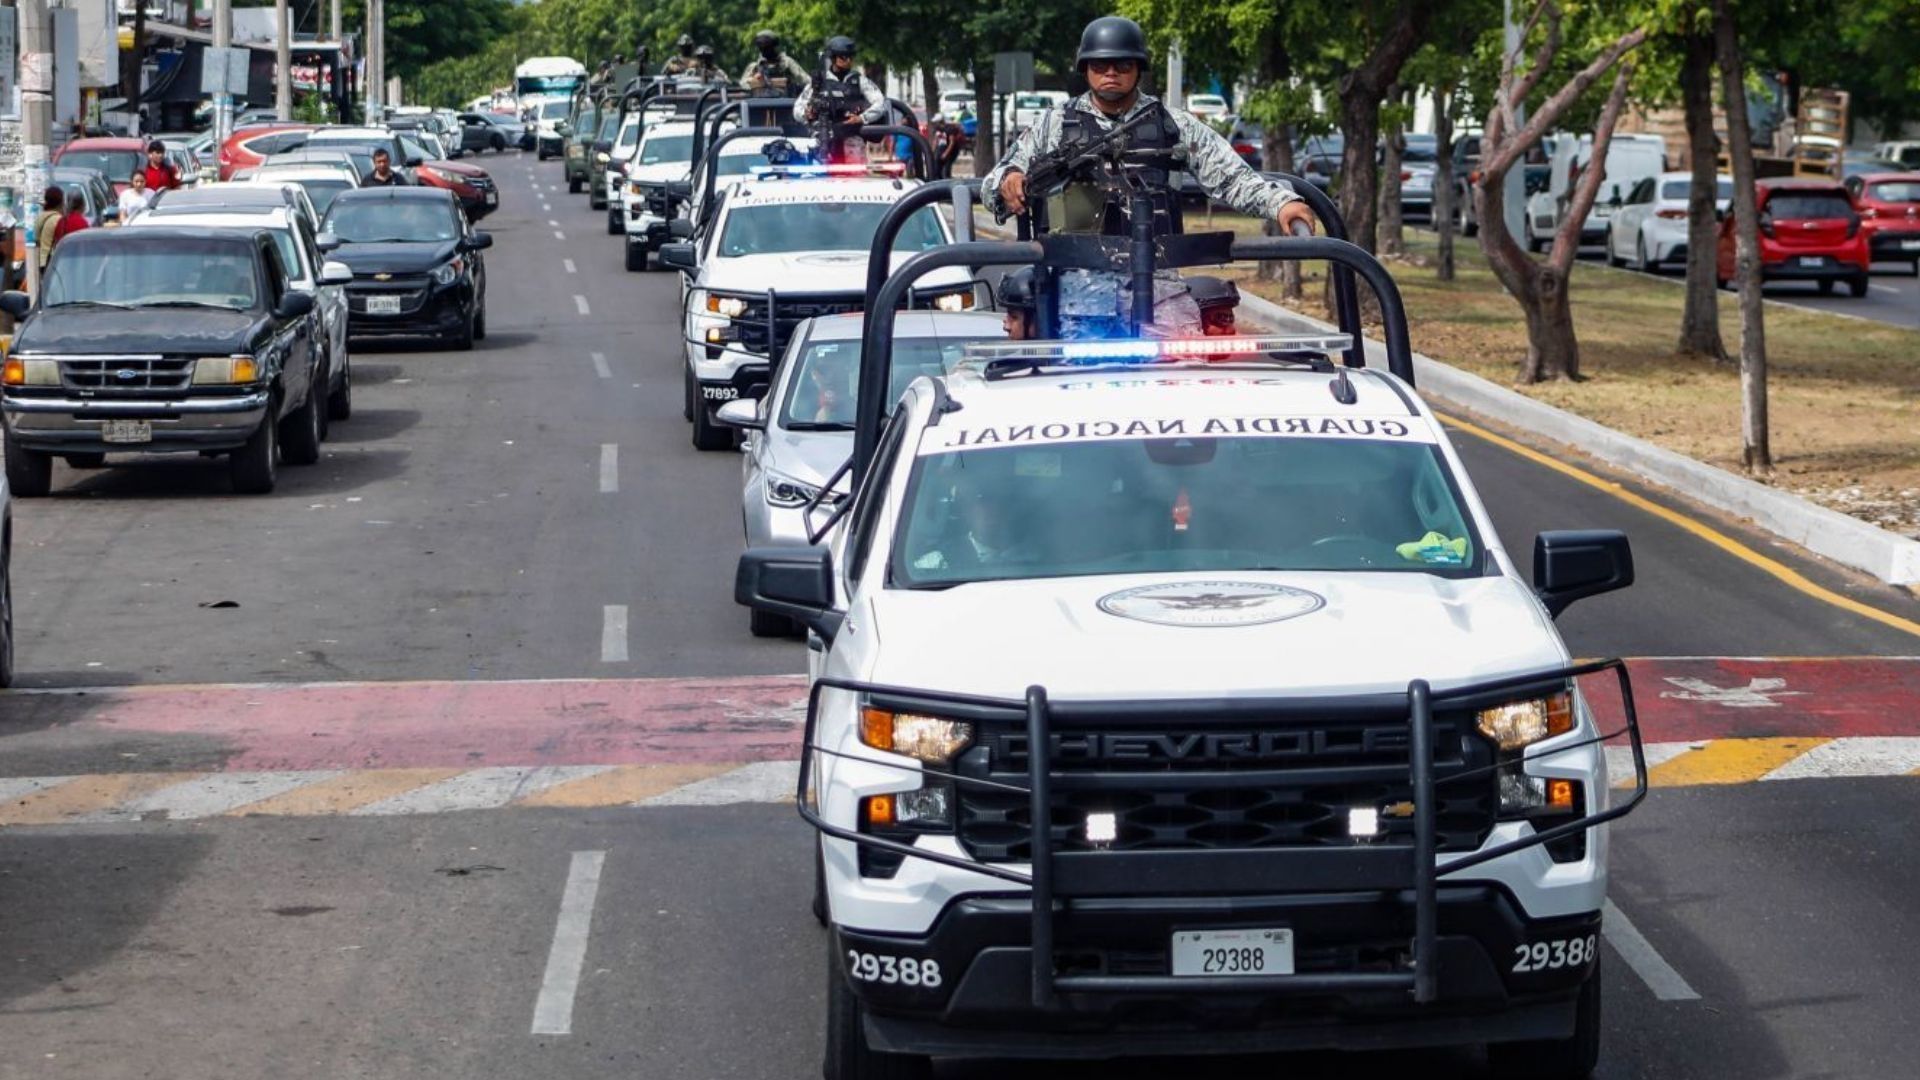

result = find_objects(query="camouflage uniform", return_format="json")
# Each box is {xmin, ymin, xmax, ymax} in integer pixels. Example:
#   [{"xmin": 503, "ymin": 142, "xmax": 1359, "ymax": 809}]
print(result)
[
  {"xmin": 792, "ymin": 70, "xmax": 887, "ymax": 125},
  {"xmin": 743, "ymin": 54, "xmax": 812, "ymax": 96},
  {"xmin": 661, "ymin": 55, "xmax": 700, "ymax": 76}
]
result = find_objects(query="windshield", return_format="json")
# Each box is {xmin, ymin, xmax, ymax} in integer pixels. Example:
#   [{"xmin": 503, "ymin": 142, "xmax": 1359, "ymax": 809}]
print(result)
[
  {"xmin": 1869, "ymin": 181, "xmax": 1920, "ymax": 203},
  {"xmin": 45, "ymin": 242, "xmax": 260, "ymax": 310},
  {"xmin": 598, "ymin": 115, "xmax": 620, "ymax": 141},
  {"xmin": 60, "ymin": 150, "xmax": 141, "ymax": 179},
  {"xmin": 615, "ymin": 120, "xmax": 642, "ymax": 154},
  {"xmin": 324, "ymin": 198, "xmax": 458, "ymax": 242},
  {"xmin": 540, "ymin": 100, "xmax": 570, "ymax": 120},
  {"xmin": 781, "ymin": 334, "xmax": 997, "ymax": 430},
  {"xmin": 893, "ymin": 436, "xmax": 1480, "ymax": 586},
  {"xmin": 639, "ymin": 133, "xmax": 694, "ymax": 166},
  {"xmin": 284, "ymin": 178, "xmax": 351, "ymax": 215},
  {"xmin": 719, "ymin": 202, "xmax": 944, "ymax": 257}
]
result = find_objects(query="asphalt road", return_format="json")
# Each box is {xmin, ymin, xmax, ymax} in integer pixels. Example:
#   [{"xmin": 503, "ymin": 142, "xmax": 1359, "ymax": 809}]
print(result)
[
  {"xmin": 1570, "ymin": 240, "xmax": 1920, "ymax": 329},
  {"xmin": 3, "ymin": 151, "xmax": 1919, "ymax": 1080}
]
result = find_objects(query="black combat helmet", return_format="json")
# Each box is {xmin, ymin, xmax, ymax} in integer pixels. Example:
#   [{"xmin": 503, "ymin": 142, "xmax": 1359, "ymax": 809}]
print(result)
[
  {"xmin": 753, "ymin": 30, "xmax": 781, "ymax": 57},
  {"xmin": 695, "ymin": 45, "xmax": 715, "ymax": 60},
  {"xmin": 825, "ymin": 35, "xmax": 856, "ymax": 60},
  {"xmin": 1186, "ymin": 275, "xmax": 1240, "ymax": 310},
  {"xmin": 999, "ymin": 266, "xmax": 1038, "ymax": 311},
  {"xmin": 1075, "ymin": 15, "xmax": 1150, "ymax": 69}
]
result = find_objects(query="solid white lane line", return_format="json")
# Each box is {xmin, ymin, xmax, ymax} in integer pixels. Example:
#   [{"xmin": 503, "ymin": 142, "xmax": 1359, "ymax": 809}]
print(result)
[
  {"xmin": 599, "ymin": 444, "xmax": 618, "ymax": 493},
  {"xmin": 108, "ymin": 770, "xmax": 343, "ymax": 821},
  {"xmin": 573, "ymin": 295, "xmax": 591, "ymax": 316},
  {"xmin": 351, "ymin": 766, "xmax": 612, "ymax": 816},
  {"xmin": 641, "ymin": 761, "xmax": 798, "ymax": 806},
  {"xmin": 590, "ymin": 351, "xmax": 611, "ymax": 378},
  {"xmin": 1602, "ymin": 899, "xmax": 1701, "ymax": 1002},
  {"xmin": 1870, "ymin": 284, "xmax": 1899, "ymax": 295},
  {"xmin": 564, "ymin": 258, "xmax": 577, "ymax": 274},
  {"xmin": 601, "ymin": 605, "xmax": 629, "ymax": 663},
  {"xmin": 531, "ymin": 850, "xmax": 608, "ymax": 1036}
]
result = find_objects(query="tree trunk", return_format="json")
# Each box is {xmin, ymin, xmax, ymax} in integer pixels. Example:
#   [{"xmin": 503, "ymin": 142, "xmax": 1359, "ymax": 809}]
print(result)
[
  {"xmin": 1677, "ymin": 30, "xmax": 1726, "ymax": 361},
  {"xmin": 1379, "ymin": 85, "xmax": 1406, "ymax": 257},
  {"xmin": 971, "ymin": 61, "xmax": 995, "ymax": 179},
  {"xmin": 1337, "ymin": 78, "xmax": 1383, "ymax": 255},
  {"xmin": 1262, "ymin": 124, "xmax": 1303, "ymax": 298},
  {"xmin": 921, "ymin": 66, "xmax": 940, "ymax": 121},
  {"xmin": 1715, "ymin": 0, "xmax": 1769, "ymax": 471},
  {"xmin": 1435, "ymin": 82, "xmax": 1457, "ymax": 281}
]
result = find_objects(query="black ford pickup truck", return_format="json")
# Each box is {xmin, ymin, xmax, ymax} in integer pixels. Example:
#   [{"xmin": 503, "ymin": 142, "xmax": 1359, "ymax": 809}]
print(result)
[{"xmin": 0, "ymin": 226, "xmax": 324, "ymax": 495}]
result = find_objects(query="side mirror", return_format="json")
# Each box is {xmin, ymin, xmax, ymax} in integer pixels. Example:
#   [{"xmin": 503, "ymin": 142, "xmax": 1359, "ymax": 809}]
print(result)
[
  {"xmin": 667, "ymin": 180, "xmax": 693, "ymax": 201},
  {"xmin": 736, "ymin": 546, "xmax": 841, "ymax": 640},
  {"xmin": 593, "ymin": 140, "xmax": 613, "ymax": 154},
  {"xmin": 319, "ymin": 260, "xmax": 354, "ymax": 285},
  {"xmin": 405, "ymin": 155, "xmax": 424, "ymax": 168},
  {"xmin": 463, "ymin": 231, "xmax": 494, "ymax": 250},
  {"xmin": 1532, "ymin": 530, "xmax": 1634, "ymax": 617},
  {"xmin": 657, "ymin": 241, "xmax": 697, "ymax": 272},
  {"xmin": 714, "ymin": 398, "xmax": 763, "ymax": 430},
  {"xmin": 667, "ymin": 218, "xmax": 694, "ymax": 240},
  {"xmin": 315, "ymin": 231, "xmax": 341, "ymax": 253},
  {"xmin": 0, "ymin": 291, "xmax": 31, "ymax": 319},
  {"xmin": 275, "ymin": 290, "xmax": 316, "ymax": 318}
]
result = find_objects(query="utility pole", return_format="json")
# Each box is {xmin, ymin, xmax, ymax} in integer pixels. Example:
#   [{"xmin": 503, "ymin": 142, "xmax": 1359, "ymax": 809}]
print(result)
[
  {"xmin": 329, "ymin": 0, "xmax": 341, "ymax": 123},
  {"xmin": 274, "ymin": 0, "xmax": 292, "ymax": 121},
  {"xmin": 330, "ymin": 0, "xmax": 340, "ymax": 44},
  {"xmin": 364, "ymin": 0, "xmax": 383, "ymax": 120},
  {"xmin": 212, "ymin": 0, "xmax": 231, "ymax": 144},
  {"xmin": 19, "ymin": 0, "xmax": 51, "ymax": 298}
]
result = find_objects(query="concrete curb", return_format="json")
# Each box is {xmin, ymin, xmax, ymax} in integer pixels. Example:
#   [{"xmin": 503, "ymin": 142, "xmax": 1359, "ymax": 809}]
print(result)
[{"xmin": 1237, "ymin": 290, "xmax": 1920, "ymax": 587}]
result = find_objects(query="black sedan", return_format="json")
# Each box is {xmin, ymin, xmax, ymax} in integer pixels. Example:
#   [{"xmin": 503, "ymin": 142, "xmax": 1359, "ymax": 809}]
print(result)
[{"xmin": 320, "ymin": 188, "xmax": 492, "ymax": 350}]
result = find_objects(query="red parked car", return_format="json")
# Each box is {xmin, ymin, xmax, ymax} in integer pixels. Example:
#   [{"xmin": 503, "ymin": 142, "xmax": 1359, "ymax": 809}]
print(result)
[
  {"xmin": 216, "ymin": 123, "xmax": 314, "ymax": 181},
  {"xmin": 414, "ymin": 159, "xmax": 499, "ymax": 220},
  {"xmin": 1717, "ymin": 178, "xmax": 1869, "ymax": 297},
  {"xmin": 51, "ymin": 137, "xmax": 146, "ymax": 193},
  {"xmin": 1844, "ymin": 171, "xmax": 1920, "ymax": 273}
]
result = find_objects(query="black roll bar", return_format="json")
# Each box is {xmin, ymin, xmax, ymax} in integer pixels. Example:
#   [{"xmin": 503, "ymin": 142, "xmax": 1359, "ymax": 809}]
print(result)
[
  {"xmin": 1228, "ymin": 236, "xmax": 1415, "ymax": 384},
  {"xmin": 862, "ymin": 178, "xmax": 984, "ymax": 305},
  {"xmin": 696, "ymin": 126, "xmax": 784, "ymax": 219},
  {"xmin": 691, "ymin": 96, "xmax": 743, "ymax": 165},
  {"xmin": 854, "ymin": 240, "xmax": 1046, "ymax": 479},
  {"xmin": 1262, "ymin": 174, "xmax": 1365, "ymax": 369}
]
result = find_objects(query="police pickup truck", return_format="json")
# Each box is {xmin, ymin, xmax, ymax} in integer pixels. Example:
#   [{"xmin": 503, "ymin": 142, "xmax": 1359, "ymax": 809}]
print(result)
[
  {"xmin": 659, "ymin": 165, "xmax": 978, "ymax": 450},
  {"xmin": 738, "ymin": 192, "xmax": 1650, "ymax": 1075}
]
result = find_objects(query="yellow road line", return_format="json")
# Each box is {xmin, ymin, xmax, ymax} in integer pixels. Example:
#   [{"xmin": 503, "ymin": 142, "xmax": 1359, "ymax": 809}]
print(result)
[
  {"xmin": 1649, "ymin": 738, "xmax": 1829, "ymax": 787},
  {"xmin": 1441, "ymin": 415, "xmax": 1920, "ymax": 640},
  {"xmin": 0, "ymin": 772, "xmax": 205, "ymax": 826},
  {"xmin": 514, "ymin": 763, "xmax": 739, "ymax": 808},
  {"xmin": 231, "ymin": 768, "xmax": 462, "ymax": 816}
]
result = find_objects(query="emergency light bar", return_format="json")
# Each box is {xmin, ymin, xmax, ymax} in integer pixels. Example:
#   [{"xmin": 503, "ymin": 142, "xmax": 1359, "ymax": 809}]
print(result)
[
  {"xmin": 749, "ymin": 161, "xmax": 908, "ymax": 180},
  {"xmin": 961, "ymin": 334, "xmax": 1355, "ymax": 364}
]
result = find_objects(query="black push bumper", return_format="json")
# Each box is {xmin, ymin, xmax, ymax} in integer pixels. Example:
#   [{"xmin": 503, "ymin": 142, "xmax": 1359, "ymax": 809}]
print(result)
[{"xmin": 800, "ymin": 660, "xmax": 1647, "ymax": 1050}]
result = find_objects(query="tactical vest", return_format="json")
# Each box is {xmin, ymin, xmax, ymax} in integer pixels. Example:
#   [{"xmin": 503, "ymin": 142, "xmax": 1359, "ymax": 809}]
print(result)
[
  {"xmin": 815, "ymin": 72, "xmax": 871, "ymax": 117},
  {"xmin": 749, "ymin": 58, "xmax": 794, "ymax": 95},
  {"xmin": 1050, "ymin": 102, "xmax": 1185, "ymax": 237}
]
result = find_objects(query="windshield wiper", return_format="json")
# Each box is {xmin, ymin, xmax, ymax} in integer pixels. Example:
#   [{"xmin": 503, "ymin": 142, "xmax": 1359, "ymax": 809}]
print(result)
[
  {"xmin": 49, "ymin": 299, "xmax": 136, "ymax": 310},
  {"xmin": 782, "ymin": 421, "xmax": 854, "ymax": 431},
  {"xmin": 142, "ymin": 300, "xmax": 242, "ymax": 310},
  {"xmin": 340, "ymin": 236, "xmax": 421, "ymax": 244}
]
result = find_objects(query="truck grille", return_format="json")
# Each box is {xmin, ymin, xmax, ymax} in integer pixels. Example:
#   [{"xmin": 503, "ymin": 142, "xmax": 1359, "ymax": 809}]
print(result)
[
  {"xmin": 60, "ymin": 357, "xmax": 195, "ymax": 394},
  {"xmin": 721, "ymin": 292, "xmax": 864, "ymax": 357},
  {"xmin": 954, "ymin": 714, "xmax": 1499, "ymax": 862}
]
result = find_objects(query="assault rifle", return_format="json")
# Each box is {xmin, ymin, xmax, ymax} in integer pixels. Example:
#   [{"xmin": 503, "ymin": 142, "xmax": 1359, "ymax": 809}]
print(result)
[
  {"xmin": 808, "ymin": 55, "xmax": 869, "ymax": 162},
  {"xmin": 1001, "ymin": 106, "xmax": 1162, "ymax": 226}
]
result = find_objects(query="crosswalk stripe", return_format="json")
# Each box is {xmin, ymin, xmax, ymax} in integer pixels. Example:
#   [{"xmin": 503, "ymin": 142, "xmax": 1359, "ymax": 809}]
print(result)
[
  {"xmin": 0, "ymin": 773, "xmax": 208, "ymax": 826},
  {"xmin": 1647, "ymin": 737, "xmax": 1831, "ymax": 787},
  {"xmin": 351, "ymin": 765, "xmax": 613, "ymax": 816},
  {"xmin": 233, "ymin": 768, "xmax": 465, "ymax": 816},
  {"xmin": 515, "ymin": 763, "xmax": 738, "ymax": 808},
  {"xmin": 1605, "ymin": 743, "xmax": 1699, "ymax": 787},
  {"xmin": 110, "ymin": 771, "xmax": 344, "ymax": 821},
  {"xmin": 0, "ymin": 776, "xmax": 77, "ymax": 805},
  {"xmin": 641, "ymin": 761, "xmax": 799, "ymax": 807},
  {"xmin": 1762, "ymin": 737, "xmax": 1920, "ymax": 781}
]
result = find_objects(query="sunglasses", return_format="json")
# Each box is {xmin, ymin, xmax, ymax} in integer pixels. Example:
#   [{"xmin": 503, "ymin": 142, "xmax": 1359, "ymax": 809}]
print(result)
[{"xmin": 1085, "ymin": 59, "xmax": 1137, "ymax": 75}]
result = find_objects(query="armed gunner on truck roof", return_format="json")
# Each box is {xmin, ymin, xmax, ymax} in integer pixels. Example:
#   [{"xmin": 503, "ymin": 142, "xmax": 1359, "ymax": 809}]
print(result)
[{"xmin": 743, "ymin": 31, "xmax": 811, "ymax": 97}]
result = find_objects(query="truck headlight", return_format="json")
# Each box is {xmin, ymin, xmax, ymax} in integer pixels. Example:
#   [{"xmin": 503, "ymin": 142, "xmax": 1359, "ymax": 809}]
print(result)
[
  {"xmin": 430, "ymin": 257, "xmax": 465, "ymax": 287},
  {"xmin": 860, "ymin": 707, "xmax": 973, "ymax": 765},
  {"xmin": 865, "ymin": 784, "xmax": 952, "ymax": 828},
  {"xmin": 192, "ymin": 355, "xmax": 261, "ymax": 385},
  {"xmin": 928, "ymin": 289, "xmax": 974, "ymax": 311},
  {"xmin": 2, "ymin": 358, "xmax": 60, "ymax": 386},
  {"xmin": 1476, "ymin": 692, "xmax": 1572, "ymax": 750},
  {"xmin": 706, "ymin": 294, "xmax": 747, "ymax": 318},
  {"xmin": 594, "ymin": 152, "xmax": 610, "ymax": 164}
]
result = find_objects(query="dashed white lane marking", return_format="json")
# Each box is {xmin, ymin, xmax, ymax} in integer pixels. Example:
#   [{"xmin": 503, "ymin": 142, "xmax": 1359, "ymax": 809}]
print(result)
[
  {"xmin": 1763, "ymin": 737, "xmax": 1920, "ymax": 780},
  {"xmin": 1870, "ymin": 284, "xmax": 1900, "ymax": 295},
  {"xmin": 548, "ymin": 218, "xmax": 560, "ymax": 226},
  {"xmin": 352, "ymin": 765, "xmax": 613, "ymax": 816},
  {"xmin": 564, "ymin": 258, "xmax": 577, "ymax": 274},
  {"xmin": 0, "ymin": 776, "xmax": 76, "ymax": 802},
  {"xmin": 554, "ymin": 230, "xmax": 566, "ymax": 241},
  {"xmin": 601, "ymin": 605, "xmax": 629, "ymax": 663},
  {"xmin": 599, "ymin": 444, "xmax": 618, "ymax": 493},
  {"xmin": 107, "ymin": 770, "xmax": 342, "ymax": 821},
  {"xmin": 642, "ymin": 761, "xmax": 798, "ymax": 806},
  {"xmin": 531, "ymin": 850, "xmax": 607, "ymax": 1036},
  {"xmin": 590, "ymin": 351, "xmax": 611, "ymax": 378},
  {"xmin": 573, "ymin": 294, "xmax": 590, "ymax": 316},
  {"xmin": 1603, "ymin": 899, "xmax": 1701, "ymax": 1002}
]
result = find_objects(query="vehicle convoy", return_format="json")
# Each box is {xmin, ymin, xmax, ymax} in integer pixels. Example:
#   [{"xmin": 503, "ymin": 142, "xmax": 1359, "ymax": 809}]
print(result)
[
  {"xmin": 660, "ymin": 166, "xmax": 975, "ymax": 451},
  {"xmin": 735, "ymin": 42, "xmax": 1651, "ymax": 1064},
  {"xmin": 0, "ymin": 227, "xmax": 329, "ymax": 496},
  {"xmin": 619, "ymin": 117, "xmax": 712, "ymax": 271},
  {"xmin": 515, "ymin": 57, "xmax": 588, "ymax": 156},
  {"xmin": 321, "ymin": 188, "xmax": 492, "ymax": 350}
]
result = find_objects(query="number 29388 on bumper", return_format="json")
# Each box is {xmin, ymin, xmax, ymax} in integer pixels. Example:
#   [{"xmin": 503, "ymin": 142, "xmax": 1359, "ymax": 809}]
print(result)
[{"xmin": 1171, "ymin": 928, "xmax": 1295, "ymax": 977}]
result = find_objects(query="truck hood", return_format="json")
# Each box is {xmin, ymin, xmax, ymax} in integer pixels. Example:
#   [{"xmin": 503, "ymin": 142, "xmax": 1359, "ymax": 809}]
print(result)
[
  {"xmin": 864, "ymin": 571, "xmax": 1565, "ymax": 701},
  {"xmin": 627, "ymin": 163, "xmax": 690, "ymax": 184},
  {"xmin": 330, "ymin": 240, "xmax": 460, "ymax": 275},
  {"xmin": 707, "ymin": 250, "xmax": 969, "ymax": 294},
  {"xmin": 13, "ymin": 305, "xmax": 264, "ymax": 355}
]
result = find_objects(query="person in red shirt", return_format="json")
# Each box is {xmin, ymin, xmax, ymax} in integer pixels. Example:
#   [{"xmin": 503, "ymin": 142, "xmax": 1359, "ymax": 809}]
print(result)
[
  {"xmin": 142, "ymin": 141, "xmax": 180, "ymax": 194},
  {"xmin": 54, "ymin": 187, "xmax": 90, "ymax": 242}
]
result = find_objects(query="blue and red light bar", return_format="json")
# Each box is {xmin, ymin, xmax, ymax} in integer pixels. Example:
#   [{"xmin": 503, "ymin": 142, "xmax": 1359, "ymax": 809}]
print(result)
[
  {"xmin": 961, "ymin": 334, "xmax": 1354, "ymax": 364},
  {"xmin": 750, "ymin": 161, "xmax": 908, "ymax": 180}
]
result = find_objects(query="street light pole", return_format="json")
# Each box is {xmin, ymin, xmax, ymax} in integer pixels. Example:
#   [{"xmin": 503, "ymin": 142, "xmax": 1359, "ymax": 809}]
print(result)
[
  {"xmin": 19, "ymin": 0, "xmax": 51, "ymax": 298},
  {"xmin": 274, "ymin": 0, "xmax": 292, "ymax": 122},
  {"xmin": 213, "ymin": 0, "xmax": 232, "ymax": 144},
  {"xmin": 365, "ymin": 0, "xmax": 383, "ymax": 120}
]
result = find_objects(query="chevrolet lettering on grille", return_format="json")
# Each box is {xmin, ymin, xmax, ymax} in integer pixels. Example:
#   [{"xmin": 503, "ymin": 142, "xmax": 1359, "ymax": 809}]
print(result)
[{"xmin": 989, "ymin": 726, "xmax": 1414, "ymax": 766}]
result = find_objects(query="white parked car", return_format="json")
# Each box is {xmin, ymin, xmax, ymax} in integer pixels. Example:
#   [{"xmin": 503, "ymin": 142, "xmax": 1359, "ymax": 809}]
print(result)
[
  {"xmin": 234, "ymin": 163, "xmax": 362, "ymax": 216},
  {"xmin": 1525, "ymin": 132, "xmax": 1667, "ymax": 251},
  {"xmin": 1005, "ymin": 91, "xmax": 1067, "ymax": 134},
  {"xmin": 1604, "ymin": 170, "xmax": 1733, "ymax": 272},
  {"xmin": 1185, "ymin": 93, "xmax": 1230, "ymax": 121}
]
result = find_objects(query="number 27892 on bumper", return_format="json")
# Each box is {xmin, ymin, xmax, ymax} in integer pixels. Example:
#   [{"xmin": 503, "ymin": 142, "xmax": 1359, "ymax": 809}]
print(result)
[{"xmin": 1171, "ymin": 928, "xmax": 1295, "ymax": 977}]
